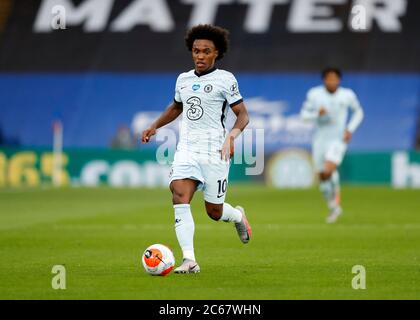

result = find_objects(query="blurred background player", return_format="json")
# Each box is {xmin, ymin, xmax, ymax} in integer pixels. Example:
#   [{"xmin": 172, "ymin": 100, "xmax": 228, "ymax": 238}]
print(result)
[
  {"xmin": 300, "ymin": 67, "xmax": 364, "ymax": 223},
  {"xmin": 141, "ymin": 24, "xmax": 252, "ymax": 274}
]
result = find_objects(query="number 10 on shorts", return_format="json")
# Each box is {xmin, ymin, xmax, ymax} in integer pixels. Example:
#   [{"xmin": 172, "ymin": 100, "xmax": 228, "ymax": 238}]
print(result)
[{"xmin": 217, "ymin": 179, "xmax": 227, "ymax": 198}]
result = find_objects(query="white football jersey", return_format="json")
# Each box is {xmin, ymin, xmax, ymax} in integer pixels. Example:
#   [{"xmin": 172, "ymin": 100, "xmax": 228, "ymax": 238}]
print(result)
[
  {"xmin": 174, "ymin": 68, "xmax": 243, "ymax": 154},
  {"xmin": 300, "ymin": 85, "xmax": 364, "ymax": 143}
]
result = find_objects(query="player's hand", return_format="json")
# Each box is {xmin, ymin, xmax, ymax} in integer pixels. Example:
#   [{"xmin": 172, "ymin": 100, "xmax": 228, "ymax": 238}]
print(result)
[
  {"xmin": 141, "ymin": 127, "xmax": 156, "ymax": 144},
  {"xmin": 343, "ymin": 129, "xmax": 352, "ymax": 143},
  {"xmin": 319, "ymin": 107, "xmax": 327, "ymax": 116},
  {"xmin": 221, "ymin": 136, "xmax": 235, "ymax": 161}
]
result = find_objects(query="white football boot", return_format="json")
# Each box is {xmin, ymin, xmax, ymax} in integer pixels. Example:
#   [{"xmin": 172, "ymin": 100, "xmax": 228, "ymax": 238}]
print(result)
[
  {"xmin": 174, "ymin": 259, "xmax": 200, "ymax": 274},
  {"xmin": 234, "ymin": 206, "xmax": 252, "ymax": 243},
  {"xmin": 326, "ymin": 206, "xmax": 343, "ymax": 224}
]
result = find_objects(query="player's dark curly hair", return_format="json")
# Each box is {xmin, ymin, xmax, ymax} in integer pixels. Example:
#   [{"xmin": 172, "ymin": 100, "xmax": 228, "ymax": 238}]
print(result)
[
  {"xmin": 185, "ymin": 24, "xmax": 230, "ymax": 60},
  {"xmin": 322, "ymin": 67, "xmax": 342, "ymax": 79}
]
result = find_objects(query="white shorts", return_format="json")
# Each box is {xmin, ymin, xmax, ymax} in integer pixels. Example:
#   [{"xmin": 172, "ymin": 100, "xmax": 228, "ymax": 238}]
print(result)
[
  {"xmin": 169, "ymin": 149, "xmax": 230, "ymax": 204},
  {"xmin": 313, "ymin": 140, "xmax": 347, "ymax": 172}
]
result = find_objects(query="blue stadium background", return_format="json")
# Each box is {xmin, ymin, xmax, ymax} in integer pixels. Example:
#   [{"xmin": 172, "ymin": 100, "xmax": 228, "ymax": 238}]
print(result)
[{"xmin": 1, "ymin": 73, "xmax": 419, "ymax": 150}]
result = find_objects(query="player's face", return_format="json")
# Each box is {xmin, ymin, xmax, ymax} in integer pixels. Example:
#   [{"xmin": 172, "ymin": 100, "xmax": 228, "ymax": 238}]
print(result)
[
  {"xmin": 323, "ymin": 72, "xmax": 341, "ymax": 93},
  {"xmin": 192, "ymin": 39, "xmax": 218, "ymax": 74}
]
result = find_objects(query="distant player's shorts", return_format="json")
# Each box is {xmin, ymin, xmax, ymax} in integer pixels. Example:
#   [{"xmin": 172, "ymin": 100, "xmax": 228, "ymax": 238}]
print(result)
[
  {"xmin": 169, "ymin": 149, "xmax": 230, "ymax": 204},
  {"xmin": 313, "ymin": 140, "xmax": 347, "ymax": 172}
]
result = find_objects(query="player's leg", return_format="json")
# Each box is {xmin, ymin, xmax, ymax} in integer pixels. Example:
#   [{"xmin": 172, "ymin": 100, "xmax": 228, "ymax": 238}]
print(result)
[
  {"xmin": 200, "ymin": 153, "xmax": 251, "ymax": 243},
  {"xmin": 171, "ymin": 178, "xmax": 197, "ymax": 205},
  {"xmin": 204, "ymin": 200, "xmax": 240, "ymax": 222},
  {"xmin": 170, "ymin": 179, "xmax": 201, "ymax": 273},
  {"xmin": 313, "ymin": 142, "xmax": 336, "ymax": 212},
  {"xmin": 331, "ymin": 170, "xmax": 341, "ymax": 207},
  {"xmin": 321, "ymin": 141, "xmax": 347, "ymax": 223},
  {"xmin": 204, "ymin": 200, "xmax": 251, "ymax": 243},
  {"xmin": 319, "ymin": 160, "xmax": 338, "ymax": 210},
  {"xmin": 320, "ymin": 167, "xmax": 343, "ymax": 223},
  {"xmin": 169, "ymin": 149, "xmax": 204, "ymax": 273}
]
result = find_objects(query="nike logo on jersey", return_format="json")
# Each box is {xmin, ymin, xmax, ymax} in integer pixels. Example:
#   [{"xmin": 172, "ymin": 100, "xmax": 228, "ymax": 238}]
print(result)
[{"xmin": 175, "ymin": 218, "xmax": 181, "ymax": 223}]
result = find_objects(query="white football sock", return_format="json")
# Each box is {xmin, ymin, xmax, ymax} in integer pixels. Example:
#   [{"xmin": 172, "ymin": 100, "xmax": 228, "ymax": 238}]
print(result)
[
  {"xmin": 319, "ymin": 179, "xmax": 336, "ymax": 210},
  {"xmin": 174, "ymin": 204, "xmax": 196, "ymax": 262},
  {"xmin": 331, "ymin": 170, "xmax": 341, "ymax": 204},
  {"xmin": 220, "ymin": 203, "xmax": 242, "ymax": 223}
]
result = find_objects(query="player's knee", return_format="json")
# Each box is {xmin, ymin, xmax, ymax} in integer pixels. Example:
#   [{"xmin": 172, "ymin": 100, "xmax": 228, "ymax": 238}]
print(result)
[
  {"xmin": 320, "ymin": 171, "xmax": 333, "ymax": 181},
  {"xmin": 206, "ymin": 206, "xmax": 222, "ymax": 221},
  {"xmin": 171, "ymin": 189, "xmax": 190, "ymax": 204}
]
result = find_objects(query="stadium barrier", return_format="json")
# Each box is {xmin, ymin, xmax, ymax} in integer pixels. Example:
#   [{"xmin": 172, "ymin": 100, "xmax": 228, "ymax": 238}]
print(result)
[
  {"xmin": 0, "ymin": 147, "xmax": 251, "ymax": 188},
  {"xmin": 1, "ymin": 147, "xmax": 419, "ymax": 189}
]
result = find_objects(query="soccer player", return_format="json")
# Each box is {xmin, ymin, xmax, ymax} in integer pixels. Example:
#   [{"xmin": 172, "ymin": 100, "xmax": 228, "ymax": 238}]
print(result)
[
  {"xmin": 300, "ymin": 67, "xmax": 364, "ymax": 223},
  {"xmin": 141, "ymin": 25, "xmax": 252, "ymax": 273}
]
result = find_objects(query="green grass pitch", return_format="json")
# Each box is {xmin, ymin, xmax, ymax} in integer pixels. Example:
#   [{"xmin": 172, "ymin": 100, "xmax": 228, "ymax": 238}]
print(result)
[{"xmin": 0, "ymin": 185, "xmax": 419, "ymax": 299}]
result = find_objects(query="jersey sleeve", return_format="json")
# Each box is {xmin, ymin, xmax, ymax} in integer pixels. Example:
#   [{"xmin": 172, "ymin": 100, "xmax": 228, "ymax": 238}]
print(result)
[
  {"xmin": 300, "ymin": 89, "xmax": 319, "ymax": 121},
  {"xmin": 346, "ymin": 89, "xmax": 364, "ymax": 133},
  {"xmin": 222, "ymin": 73, "xmax": 243, "ymax": 107},
  {"xmin": 174, "ymin": 75, "xmax": 182, "ymax": 104}
]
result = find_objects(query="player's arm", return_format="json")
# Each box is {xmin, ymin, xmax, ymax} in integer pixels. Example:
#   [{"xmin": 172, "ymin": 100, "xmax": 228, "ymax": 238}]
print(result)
[
  {"xmin": 141, "ymin": 101, "xmax": 183, "ymax": 144},
  {"xmin": 300, "ymin": 91, "xmax": 319, "ymax": 121},
  {"xmin": 221, "ymin": 101, "xmax": 249, "ymax": 161},
  {"xmin": 344, "ymin": 91, "xmax": 364, "ymax": 143}
]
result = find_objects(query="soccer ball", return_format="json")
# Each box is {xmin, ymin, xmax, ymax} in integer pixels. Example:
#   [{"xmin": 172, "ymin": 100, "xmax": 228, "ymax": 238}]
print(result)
[{"xmin": 142, "ymin": 244, "xmax": 175, "ymax": 276}]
